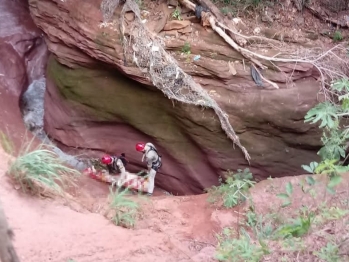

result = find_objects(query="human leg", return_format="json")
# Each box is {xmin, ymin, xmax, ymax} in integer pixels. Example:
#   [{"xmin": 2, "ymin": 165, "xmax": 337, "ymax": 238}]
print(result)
[{"xmin": 147, "ymin": 169, "xmax": 157, "ymax": 195}]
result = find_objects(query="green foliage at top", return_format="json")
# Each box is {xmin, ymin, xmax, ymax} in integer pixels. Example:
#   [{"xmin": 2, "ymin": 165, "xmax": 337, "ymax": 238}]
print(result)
[
  {"xmin": 207, "ymin": 168, "xmax": 256, "ymax": 208},
  {"xmin": 8, "ymin": 140, "xmax": 80, "ymax": 196}
]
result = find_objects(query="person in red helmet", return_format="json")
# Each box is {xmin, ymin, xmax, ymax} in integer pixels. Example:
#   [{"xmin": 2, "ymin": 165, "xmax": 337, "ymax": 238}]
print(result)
[
  {"xmin": 136, "ymin": 142, "xmax": 162, "ymax": 196},
  {"xmin": 101, "ymin": 153, "xmax": 128, "ymax": 175}
]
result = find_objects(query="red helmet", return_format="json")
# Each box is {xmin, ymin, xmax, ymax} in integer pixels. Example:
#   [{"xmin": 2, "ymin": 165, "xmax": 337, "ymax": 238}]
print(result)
[
  {"xmin": 136, "ymin": 143, "xmax": 145, "ymax": 152},
  {"xmin": 101, "ymin": 155, "xmax": 112, "ymax": 165}
]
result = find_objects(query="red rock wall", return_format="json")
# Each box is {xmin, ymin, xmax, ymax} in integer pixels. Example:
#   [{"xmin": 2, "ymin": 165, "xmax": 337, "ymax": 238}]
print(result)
[
  {"xmin": 0, "ymin": 0, "xmax": 48, "ymax": 152},
  {"xmin": 27, "ymin": 0, "xmax": 324, "ymax": 195}
]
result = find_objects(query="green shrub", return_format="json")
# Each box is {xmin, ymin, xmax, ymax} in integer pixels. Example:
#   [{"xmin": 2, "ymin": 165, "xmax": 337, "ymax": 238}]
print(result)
[
  {"xmin": 207, "ymin": 168, "xmax": 255, "ymax": 208},
  {"xmin": 107, "ymin": 187, "xmax": 139, "ymax": 228},
  {"xmin": 216, "ymin": 228, "xmax": 266, "ymax": 261},
  {"xmin": 8, "ymin": 142, "xmax": 80, "ymax": 196}
]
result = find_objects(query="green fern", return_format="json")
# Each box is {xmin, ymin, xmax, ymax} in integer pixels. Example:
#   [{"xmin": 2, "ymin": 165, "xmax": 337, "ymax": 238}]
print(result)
[{"xmin": 304, "ymin": 101, "xmax": 339, "ymax": 129}]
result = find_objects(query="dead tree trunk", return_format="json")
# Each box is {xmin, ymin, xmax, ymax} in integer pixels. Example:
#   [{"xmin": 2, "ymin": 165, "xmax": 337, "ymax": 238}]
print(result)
[
  {"xmin": 195, "ymin": 0, "xmax": 247, "ymax": 46},
  {"xmin": 0, "ymin": 199, "xmax": 20, "ymax": 262}
]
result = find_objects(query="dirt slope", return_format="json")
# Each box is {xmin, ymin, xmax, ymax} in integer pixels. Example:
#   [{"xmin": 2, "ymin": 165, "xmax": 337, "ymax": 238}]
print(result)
[{"xmin": 0, "ymin": 146, "xmax": 238, "ymax": 262}]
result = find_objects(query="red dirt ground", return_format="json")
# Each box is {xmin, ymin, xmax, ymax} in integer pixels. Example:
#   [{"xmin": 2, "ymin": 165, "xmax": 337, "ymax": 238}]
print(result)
[{"xmin": 0, "ymin": 146, "xmax": 238, "ymax": 262}]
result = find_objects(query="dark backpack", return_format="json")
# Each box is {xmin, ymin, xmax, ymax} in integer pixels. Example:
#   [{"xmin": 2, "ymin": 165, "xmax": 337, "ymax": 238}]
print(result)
[{"xmin": 148, "ymin": 146, "xmax": 162, "ymax": 171}]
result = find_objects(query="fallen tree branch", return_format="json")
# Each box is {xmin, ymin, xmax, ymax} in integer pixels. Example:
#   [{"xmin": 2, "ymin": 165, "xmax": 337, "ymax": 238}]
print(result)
[
  {"xmin": 251, "ymin": 64, "xmax": 279, "ymax": 89},
  {"xmin": 177, "ymin": 0, "xmax": 319, "ymax": 66},
  {"xmin": 195, "ymin": 0, "xmax": 247, "ymax": 46},
  {"xmin": 204, "ymin": 13, "xmax": 266, "ymax": 69}
]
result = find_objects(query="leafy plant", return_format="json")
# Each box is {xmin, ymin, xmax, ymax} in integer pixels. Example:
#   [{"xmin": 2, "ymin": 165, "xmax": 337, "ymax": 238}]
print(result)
[
  {"xmin": 302, "ymin": 77, "xmax": 349, "ymax": 192},
  {"xmin": 304, "ymin": 101, "xmax": 339, "ymax": 129},
  {"xmin": 181, "ymin": 42, "xmax": 191, "ymax": 55},
  {"xmin": 314, "ymin": 206, "xmax": 349, "ymax": 225},
  {"xmin": 107, "ymin": 186, "xmax": 139, "ymax": 228},
  {"xmin": 281, "ymin": 237, "xmax": 306, "ymax": 252},
  {"xmin": 314, "ymin": 242, "xmax": 340, "ymax": 262},
  {"xmin": 301, "ymin": 162, "xmax": 319, "ymax": 174},
  {"xmin": 274, "ymin": 210, "xmax": 313, "ymax": 239},
  {"xmin": 8, "ymin": 141, "xmax": 80, "ymax": 196},
  {"xmin": 172, "ymin": 8, "xmax": 182, "ymax": 20},
  {"xmin": 277, "ymin": 182, "xmax": 293, "ymax": 207},
  {"xmin": 216, "ymin": 228, "xmax": 266, "ymax": 262},
  {"xmin": 333, "ymin": 31, "xmax": 343, "ymax": 42},
  {"xmin": 207, "ymin": 168, "xmax": 256, "ymax": 208},
  {"xmin": 244, "ymin": 207, "xmax": 275, "ymax": 240}
]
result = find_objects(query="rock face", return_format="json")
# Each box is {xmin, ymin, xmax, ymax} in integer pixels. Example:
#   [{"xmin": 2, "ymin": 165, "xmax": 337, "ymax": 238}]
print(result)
[
  {"xmin": 0, "ymin": 0, "xmax": 47, "ymax": 152},
  {"xmin": 29, "ymin": 0, "xmax": 322, "ymax": 195}
]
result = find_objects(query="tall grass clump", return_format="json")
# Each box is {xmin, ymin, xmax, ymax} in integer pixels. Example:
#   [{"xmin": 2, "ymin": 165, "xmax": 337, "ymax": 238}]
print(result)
[
  {"xmin": 206, "ymin": 168, "xmax": 256, "ymax": 208},
  {"xmin": 0, "ymin": 130, "xmax": 14, "ymax": 155},
  {"xmin": 106, "ymin": 186, "xmax": 140, "ymax": 228},
  {"xmin": 8, "ymin": 140, "xmax": 80, "ymax": 197}
]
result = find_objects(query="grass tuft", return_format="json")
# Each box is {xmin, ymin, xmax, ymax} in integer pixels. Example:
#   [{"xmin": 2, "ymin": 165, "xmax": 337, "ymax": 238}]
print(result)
[
  {"xmin": 8, "ymin": 139, "xmax": 80, "ymax": 197},
  {"xmin": 107, "ymin": 186, "xmax": 140, "ymax": 228}
]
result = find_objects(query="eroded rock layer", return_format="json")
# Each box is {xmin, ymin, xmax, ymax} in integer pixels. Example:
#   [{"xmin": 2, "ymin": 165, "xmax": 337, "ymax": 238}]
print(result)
[{"xmin": 29, "ymin": 0, "xmax": 322, "ymax": 194}]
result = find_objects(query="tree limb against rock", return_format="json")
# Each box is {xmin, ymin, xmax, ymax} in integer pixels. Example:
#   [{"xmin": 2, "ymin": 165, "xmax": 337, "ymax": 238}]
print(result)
[
  {"xmin": 179, "ymin": 0, "xmax": 281, "ymax": 88},
  {"xmin": 195, "ymin": 0, "xmax": 247, "ymax": 46},
  {"xmin": 177, "ymin": 0, "xmax": 337, "ymax": 90},
  {"xmin": 305, "ymin": 4, "xmax": 349, "ymax": 29}
]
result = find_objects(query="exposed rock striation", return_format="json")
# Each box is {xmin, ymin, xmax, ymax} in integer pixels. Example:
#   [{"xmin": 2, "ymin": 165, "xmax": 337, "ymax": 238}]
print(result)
[
  {"xmin": 0, "ymin": 0, "xmax": 48, "ymax": 152},
  {"xmin": 29, "ymin": 0, "xmax": 322, "ymax": 194}
]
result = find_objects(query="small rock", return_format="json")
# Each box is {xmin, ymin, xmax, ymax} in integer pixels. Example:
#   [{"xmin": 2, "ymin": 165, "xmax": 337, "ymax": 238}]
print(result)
[
  {"xmin": 253, "ymin": 27, "xmax": 261, "ymax": 35},
  {"xmin": 193, "ymin": 55, "xmax": 201, "ymax": 61},
  {"xmin": 232, "ymin": 17, "xmax": 242, "ymax": 24},
  {"xmin": 163, "ymin": 20, "xmax": 191, "ymax": 31}
]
